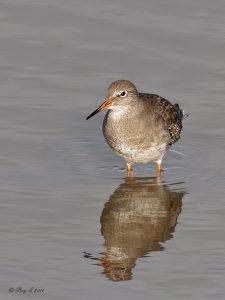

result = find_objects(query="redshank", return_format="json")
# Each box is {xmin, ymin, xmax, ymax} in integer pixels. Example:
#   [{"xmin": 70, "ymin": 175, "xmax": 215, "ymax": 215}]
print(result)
[{"xmin": 86, "ymin": 80, "xmax": 186, "ymax": 175}]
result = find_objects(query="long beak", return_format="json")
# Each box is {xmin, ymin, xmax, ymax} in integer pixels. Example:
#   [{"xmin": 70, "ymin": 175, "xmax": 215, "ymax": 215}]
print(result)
[{"xmin": 86, "ymin": 99, "xmax": 112, "ymax": 120}]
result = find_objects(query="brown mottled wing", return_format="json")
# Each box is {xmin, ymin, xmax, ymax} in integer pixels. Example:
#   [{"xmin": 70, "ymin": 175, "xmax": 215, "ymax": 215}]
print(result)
[{"xmin": 140, "ymin": 93, "xmax": 183, "ymax": 145}]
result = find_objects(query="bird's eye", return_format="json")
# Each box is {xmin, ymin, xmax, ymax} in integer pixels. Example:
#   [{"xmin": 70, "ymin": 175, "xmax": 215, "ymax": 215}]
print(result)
[{"xmin": 119, "ymin": 91, "xmax": 127, "ymax": 97}]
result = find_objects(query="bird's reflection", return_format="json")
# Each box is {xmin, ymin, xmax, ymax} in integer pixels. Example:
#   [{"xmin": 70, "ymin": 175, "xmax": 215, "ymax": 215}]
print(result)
[{"xmin": 86, "ymin": 176, "xmax": 185, "ymax": 281}]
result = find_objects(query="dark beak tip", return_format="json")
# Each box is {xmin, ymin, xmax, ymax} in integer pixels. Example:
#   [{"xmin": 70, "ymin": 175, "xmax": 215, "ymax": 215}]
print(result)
[{"xmin": 86, "ymin": 107, "xmax": 100, "ymax": 120}]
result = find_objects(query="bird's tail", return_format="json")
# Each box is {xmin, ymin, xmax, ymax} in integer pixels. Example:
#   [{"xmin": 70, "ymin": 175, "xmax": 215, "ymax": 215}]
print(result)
[{"xmin": 174, "ymin": 103, "xmax": 189, "ymax": 120}]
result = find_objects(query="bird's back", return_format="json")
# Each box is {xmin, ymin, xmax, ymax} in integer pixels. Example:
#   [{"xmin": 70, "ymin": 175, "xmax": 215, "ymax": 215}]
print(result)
[{"xmin": 139, "ymin": 93, "xmax": 184, "ymax": 146}]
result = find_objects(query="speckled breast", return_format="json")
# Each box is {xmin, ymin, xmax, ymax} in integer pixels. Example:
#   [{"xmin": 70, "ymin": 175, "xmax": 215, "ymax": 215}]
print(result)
[{"xmin": 102, "ymin": 111, "xmax": 168, "ymax": 163}]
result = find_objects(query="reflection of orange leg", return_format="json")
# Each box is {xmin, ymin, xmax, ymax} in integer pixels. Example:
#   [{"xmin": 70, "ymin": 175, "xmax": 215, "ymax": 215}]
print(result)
[{"xmin": 127, "ymin": 163, "xmax": 133, "ymax": 177}]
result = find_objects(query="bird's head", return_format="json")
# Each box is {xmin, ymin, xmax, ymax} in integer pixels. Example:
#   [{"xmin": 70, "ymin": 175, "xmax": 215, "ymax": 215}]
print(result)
[{"xmin": 86, "ymin": 80, "xmax": 138, "ymax": 120}]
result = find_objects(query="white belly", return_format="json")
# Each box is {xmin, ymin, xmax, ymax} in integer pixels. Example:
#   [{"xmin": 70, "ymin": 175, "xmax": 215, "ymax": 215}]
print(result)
[{"xmin": 114, "ymin": 142, "xmax": 168, "ymax": 164}]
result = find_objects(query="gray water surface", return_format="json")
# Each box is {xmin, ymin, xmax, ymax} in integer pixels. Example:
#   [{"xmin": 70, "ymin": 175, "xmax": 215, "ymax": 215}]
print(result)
[{"xmin": 0, "ymin": 0, "xmax": 225, "ymax": 299}]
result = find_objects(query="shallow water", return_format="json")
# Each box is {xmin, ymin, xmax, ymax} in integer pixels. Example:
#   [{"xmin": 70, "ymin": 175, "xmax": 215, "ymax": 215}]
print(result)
[{"xmin": 0, "ymin": 0, "xmax": 225, "ymax": 299}]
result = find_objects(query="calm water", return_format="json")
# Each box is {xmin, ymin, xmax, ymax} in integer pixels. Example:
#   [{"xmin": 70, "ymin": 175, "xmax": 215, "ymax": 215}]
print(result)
[{"xmin": 0, "ymin": 0, "xmax": 225, "ymax": 299}]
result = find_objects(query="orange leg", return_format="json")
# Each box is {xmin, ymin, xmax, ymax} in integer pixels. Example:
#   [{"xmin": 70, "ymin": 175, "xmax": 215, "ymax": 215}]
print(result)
[
  {"xmin": 156, "ymin": 163, "xmax": 162, "ymax": 181},
  {"xmin": 157, "ymin": 162, "xmax": 163, "ymax": 173},
  {"xmin": 127, "ymin": 163, "xmax": 133, "ymax": 177}
]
